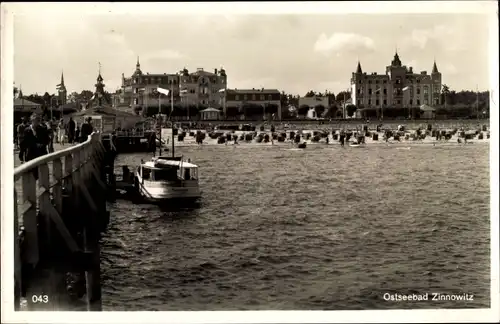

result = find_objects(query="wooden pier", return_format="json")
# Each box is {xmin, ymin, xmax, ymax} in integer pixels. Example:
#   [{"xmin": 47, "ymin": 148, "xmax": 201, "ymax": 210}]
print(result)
[{"xmin": 13, "ymin": 132, "xmax": 115, "ymax": 311}]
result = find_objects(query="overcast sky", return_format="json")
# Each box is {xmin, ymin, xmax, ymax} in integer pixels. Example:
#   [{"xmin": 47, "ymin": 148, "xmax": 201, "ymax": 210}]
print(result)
[{"xmin": 10, "ymin": 2, "xmax": 495, "ymax": 96}]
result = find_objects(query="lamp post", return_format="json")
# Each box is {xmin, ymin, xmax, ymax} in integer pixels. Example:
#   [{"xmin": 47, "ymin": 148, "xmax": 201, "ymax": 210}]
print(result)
[{"xmin": 50, "ymin": 96, "xmax": 57, "ymax": 120}]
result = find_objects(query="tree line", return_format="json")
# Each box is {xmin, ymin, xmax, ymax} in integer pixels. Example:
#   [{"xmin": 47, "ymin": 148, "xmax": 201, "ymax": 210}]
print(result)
[{"xmin": 14, "ymin": 84, "xmax": 490, "ymax": 120}]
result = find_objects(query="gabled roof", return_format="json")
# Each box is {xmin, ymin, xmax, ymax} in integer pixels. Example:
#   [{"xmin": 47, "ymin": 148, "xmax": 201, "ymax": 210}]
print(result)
[
  {"xmin": 14, "ymin": 98, "xmax": 41, "ymax": 106},
  {"xmin": 71, "ymin": 106, "xmax": 140, "ymax": 118},
  {"xmin": 191, "ymin": 69, "xmax": 216, "ymax": 77},
  {"xmin": 420, "ymin": 104, "xmax": 436, "ymax": 111},
  {"xmin": 200, "ymin": 107, "xmax": 221, "ymax": 113}
]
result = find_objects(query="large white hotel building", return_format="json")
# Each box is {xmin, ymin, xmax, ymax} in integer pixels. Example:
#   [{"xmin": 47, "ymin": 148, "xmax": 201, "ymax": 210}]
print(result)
[{"xmin": 350, "ymin": 52, "xmax": 442, "ymax": 109}]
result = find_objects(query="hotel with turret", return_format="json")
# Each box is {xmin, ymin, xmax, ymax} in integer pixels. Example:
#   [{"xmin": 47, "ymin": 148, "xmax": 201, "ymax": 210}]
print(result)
[
  {"xmin": 116, "ymin": 57, "xmax": 227, "ymax": 114},
  {"xmin": 350, "ymin": 52, "xmax": 442, "ymax": 110}
]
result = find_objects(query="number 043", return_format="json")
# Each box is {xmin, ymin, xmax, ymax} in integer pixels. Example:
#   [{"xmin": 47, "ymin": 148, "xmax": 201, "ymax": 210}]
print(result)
[{"xmin": 31, "ymin": 295, "xmax": 49, "ymax": 303}]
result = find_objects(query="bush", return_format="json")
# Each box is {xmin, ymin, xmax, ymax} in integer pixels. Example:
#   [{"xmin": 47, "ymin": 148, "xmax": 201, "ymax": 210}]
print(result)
[
  {"xmin": 264, "ymin": 134, "xmax": 270, "ymax": 142},
  {"xmin": 272, "ymin": 133, "xmax": 278, "ymax": 140},
  {"xmin": 226, "ymin": 133, "xmax": 232, "ymax": 141},
  {"xmin": 277, "ymin": 136, "xmax": 285, "ymax": 142},
  {"xmin": 245, "ymin": 134, "xmax": 253, "ymax": 141},
  {"xmin": 289, "ymin": 131, "xmax": 295, "ymax": 139},
  {"xmin": 312, "ymin": 135, "xmax": 320, "ymax": 142},
  {"xmin": 294, "ymin": 134, "xmax": 301, "ymax": 143},
  {"xmin": 260, "ymin": 125, "xmax": 265, "ymax": 131},
  {"xmin": 189, "ymin": 132, "xmax": 195, "ymax": 137},
  {"xmin": 218, "ymin": 136, "xmax": 226, "ymax": 144},
  {"xmin": 178, "ymin": 134, "xmax": 184, "ymax": 141},
  {"xmin": 256, "ymin": 135, "xmax": 263, "ymax": 143}
]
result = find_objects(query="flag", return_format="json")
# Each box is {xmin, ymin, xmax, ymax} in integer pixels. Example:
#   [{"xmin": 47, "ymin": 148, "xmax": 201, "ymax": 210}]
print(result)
[
  {"xmin": 374, "ymin": 88, "xmax": 381, "ymax": 93},
  {"xmin": 157, "ymin": 87, "xmax": 170, "ymax": 96},
  {"xmin": 218, "ymin": 89, "xmax": 226, "ymax": 92},
  {"xmin": 402, "ymin": 86, "xmax": 410, "ymax": 91},
  {"xmin": 180, "ymin": 89, "xmax": 188, "ymax": 94},
  {"xmin": 91, "ymin": 93, "xmax": 96, "ymax": 100}
]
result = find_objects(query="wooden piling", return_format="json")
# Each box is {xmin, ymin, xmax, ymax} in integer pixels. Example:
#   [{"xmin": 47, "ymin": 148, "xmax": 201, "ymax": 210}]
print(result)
[{"xmin": 13, "ymin": 132, "xmax": 111, "ymax": 311}]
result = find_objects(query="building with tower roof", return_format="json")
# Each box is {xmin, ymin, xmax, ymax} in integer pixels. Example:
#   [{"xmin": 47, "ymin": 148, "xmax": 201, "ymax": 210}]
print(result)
[
  {"xmin": 56, "ymin": 71, "xmax": 67, "ymax": 106},
  {"xmin": 117, "ymin": 57, "xmax": 227, "ymax": 115},
  {"xmin": 89, "ymin": 67, "xmax": 112, "ymax": 108},
  {"xmin": 350, "ymin": 51, "xmax": 442, "ymax": 115}
]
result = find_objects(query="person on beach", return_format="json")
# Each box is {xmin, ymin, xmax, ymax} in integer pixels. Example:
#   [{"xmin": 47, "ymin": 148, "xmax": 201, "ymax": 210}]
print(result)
[
  {"xmin": 19, "ymin": 113, "xmax": 50, "ymax": 164},
  {"xmin": 67, "ymin": 117, "xmax": 76, "ymax": 144},
  {"xmin": 16, "ymin": 117, "xmax": 28, "ymax": 150},
  {"xmin": 80, "ymin": 117, "xmax": 94, "ymax": 143}
]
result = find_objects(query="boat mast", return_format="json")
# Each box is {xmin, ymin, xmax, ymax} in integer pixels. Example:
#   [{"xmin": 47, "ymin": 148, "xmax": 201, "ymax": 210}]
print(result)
[
  {"xmin": 171, "ymin": 80, "xmax": 175, "ymax": 158},
  {"xmin": 159, "ymin": 88, "xmax": 162, "ymax": 156}
]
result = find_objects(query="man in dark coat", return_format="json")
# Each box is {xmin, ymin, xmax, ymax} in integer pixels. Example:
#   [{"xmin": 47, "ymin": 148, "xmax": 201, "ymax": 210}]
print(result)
[
  {"xmin": 67, "ymin": 117, "xmax": 76, "ymax": 143},
  {"xmin": 79, "ymin": 117, "xmax": 94, "ymax": 143},
  {"xmin": 19, "ymin": 113, "xmax": 50, "ymax": 163}
]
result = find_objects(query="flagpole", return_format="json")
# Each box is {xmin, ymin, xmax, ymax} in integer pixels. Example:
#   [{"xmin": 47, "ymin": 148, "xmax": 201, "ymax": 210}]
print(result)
[
  {"xmin": 159, "ymin": 89, "xmax": 162, "ymax": 156},
  {"xmin": 171, "ymin": 81, "xmax": 175, "ymax": 158},
  {"xmin": 476, "ymin": 84, "xmax": 479, "ymax": 120}
]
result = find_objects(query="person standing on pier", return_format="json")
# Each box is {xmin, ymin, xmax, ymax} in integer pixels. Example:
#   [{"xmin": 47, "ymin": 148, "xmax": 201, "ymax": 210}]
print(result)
[
  {"xmin": 80, "ymin": 117, "xmax": 94, "ymax": 143},
  {"xmin": 45, "ymin": 119, "xmax": 55, "ymax": 153},
  {"xmin": 67, "ymin": 117, "xmax": 76, "ymax": 144},
  {"xmin": 16, "ymin": 117, "xmax": 28, "ymax": 150},
  {"xmin": 19, "ymin": 113, "xmax": 50, "ymax": 164},
  {"xmin": 58, "ymin": 118, "xmax": 66, "ymax": 145}
]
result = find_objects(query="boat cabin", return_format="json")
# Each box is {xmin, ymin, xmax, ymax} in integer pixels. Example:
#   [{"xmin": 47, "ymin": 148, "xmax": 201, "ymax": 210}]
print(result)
[{"xmin": 138, "ymin": 158, "xmax": 199, "ymax": 182}]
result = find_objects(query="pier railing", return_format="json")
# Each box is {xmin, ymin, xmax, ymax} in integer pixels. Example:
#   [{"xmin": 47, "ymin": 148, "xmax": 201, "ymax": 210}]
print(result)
[{"xmin": 13, "ymin": 132, "xmax": 108, "ymax": 311}]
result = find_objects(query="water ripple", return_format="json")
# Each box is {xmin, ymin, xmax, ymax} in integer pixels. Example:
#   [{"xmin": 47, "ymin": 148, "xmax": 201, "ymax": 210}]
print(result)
[{"xmin": 100, "ymin": 144, "xmax": 490, "ymax": 310}]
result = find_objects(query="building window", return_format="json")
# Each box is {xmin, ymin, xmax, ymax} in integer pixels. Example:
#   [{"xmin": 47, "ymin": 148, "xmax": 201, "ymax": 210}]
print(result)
[
  {"xmin": 134, "ymin": 98, "xmax": 138, "ymax": 105},
  {"xmin": 368, "ymin": 80, "xmax": 372, "ymax": 84},
  {"xmin": 358, "ymin": 80, "xmax": 362, "ymax": 84},
  {"xmin": 235, "ymin": 95, "xmax": 239, "ymax": 100},
  {"xmin": 368, "ymin": 88, "xmax": 372, "ymax": 95},
  {"xmin": 260, "ymin": 95, "xmax": 265, "ymax": 100},
  {"xmin": 376, "ymin": 99, "xmax": 379, "ymax": 106},
  {"xmin": 383, "ymin": 80, "xmax": 387, "ymax": 84},
  {"xmin": 416, "ymin": 88, "xmax": 420, "ymax": 95},
  {"xmin": 417, "ymin": 79, "xmax": 420, "ymax": 83},
  {"xmin": 383, "ymin": 88, "xmax": 387, "ymax": 95},
  {"xmin": 423, "ymin": 86, "xmax": 429, "ymax": 94},
  {"xmin": 434, "ymin": 98, "xmax": 439, "ymax": 105},
  {"xmin": 396, "ymin": 78, "xmax": 401, "ymax": 84},
  {"xmin": 357, "ymin": 100, "xmax": 361, "ymax": 106},
  {"xmin": 424, "ymin": 99, "xmax": 428, "ymax": 105},
  {"xmin": 396, "ymin": 100, "xmax": 401, "ymax": 105},
  {"xmin": 417, "ymin": 99, "xmax": 420, "ymax": 105},
  {"xmin": 357, "ymin": 89, "xmax": 361, "ymax": 95},
  {"xmin": 368, "ymin": 99, "xmax": 372, "ymax": 105},
  {"xmin": 383, "ymin": 99, "xmax": 387, "ymax": 105},
  {"xmin": 375, "ymin": 80, "xmax": 379, "ymax": 84},
  {"xmin": 268, "ymin": 95, "xmax": 272, "ymax": 100},
  {"xmin": 252, "ymin": 94, "xmax": 256, "ymax": 100},
  {"xmin": 409, "ymin": 99, "xmax": 413, "ymax": 105},
  {"xmin": 244, "ymin": 95, "xmax": 248, "ymax": 100}
]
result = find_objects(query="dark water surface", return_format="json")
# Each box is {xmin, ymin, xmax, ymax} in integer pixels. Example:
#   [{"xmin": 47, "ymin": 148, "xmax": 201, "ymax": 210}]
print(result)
[{"xmin": 100, "ymin": 143, "xmax": 490, "ymax": 310}]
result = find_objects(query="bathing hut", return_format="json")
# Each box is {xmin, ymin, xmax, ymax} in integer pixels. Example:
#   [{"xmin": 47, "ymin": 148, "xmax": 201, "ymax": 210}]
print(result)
[
  {"xmin": 200, "ymin": 107, "xmax": 222, "ymax": 121},
  {"xmin": 420, "ymin": 104, "xmax": 436, "ymax": 119}
]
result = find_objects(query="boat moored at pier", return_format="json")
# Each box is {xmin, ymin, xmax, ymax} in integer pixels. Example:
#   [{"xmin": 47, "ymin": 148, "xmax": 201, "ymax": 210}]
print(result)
[{"xmin": 134, "ymin": 156, "xmax": 201, "ymax": 202}]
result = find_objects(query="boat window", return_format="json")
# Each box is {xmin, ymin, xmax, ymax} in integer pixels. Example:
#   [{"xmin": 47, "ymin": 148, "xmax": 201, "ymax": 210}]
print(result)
[
  {"xmin": 153, "ymin": 168, "xmax": 178, "ymax": 181},
  {"xmin": 142, "ymin": 167, "xmax": 152, "ymax": 180}
]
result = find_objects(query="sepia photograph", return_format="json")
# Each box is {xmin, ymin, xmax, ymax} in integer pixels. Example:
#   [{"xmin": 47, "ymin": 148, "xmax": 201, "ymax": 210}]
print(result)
[{"xmin": 1, "ymin": 1, "xmax": 498, "ymax": 323}]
